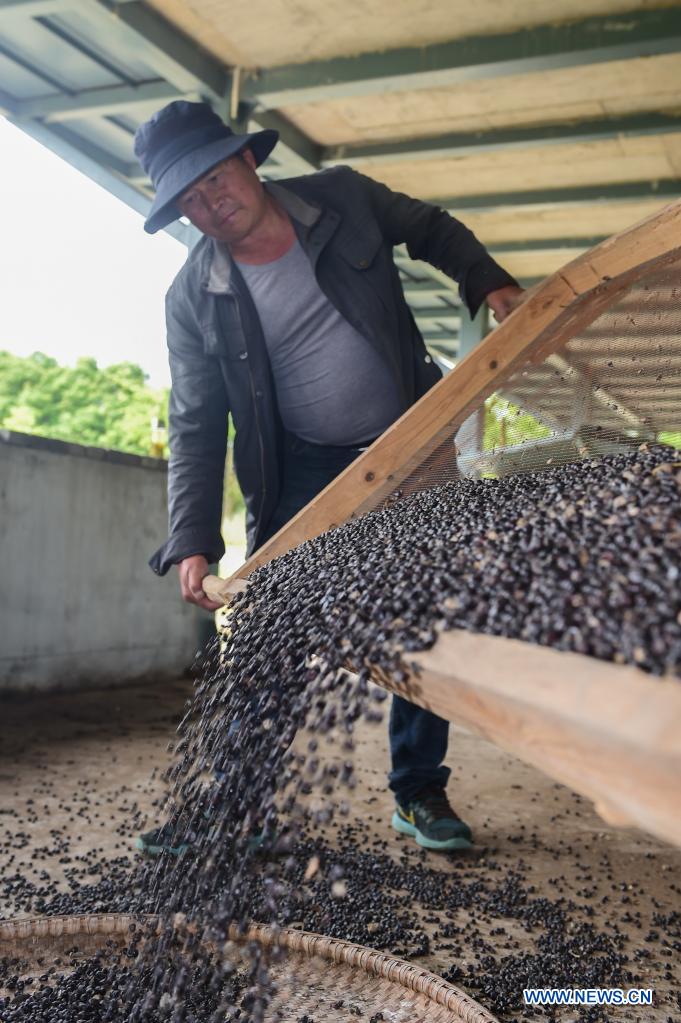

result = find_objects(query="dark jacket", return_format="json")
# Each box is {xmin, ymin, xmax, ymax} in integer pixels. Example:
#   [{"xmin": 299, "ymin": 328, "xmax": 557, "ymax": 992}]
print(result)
[{"xmin": 150, "ymin": 166, "xmax": 516, "ymax": 575}]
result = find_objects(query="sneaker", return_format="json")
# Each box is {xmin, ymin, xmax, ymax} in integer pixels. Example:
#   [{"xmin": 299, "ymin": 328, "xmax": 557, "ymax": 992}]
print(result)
[
  {"xmin": 391, "ymin": 787, "xmax": 473, "ymax": 851},
  {"xmin": 135, "ymin": 819, "xmax": 276, "ymax": 857},
  {"xmin": 135, "ymin": 821, "xmax": 192, "ymax": 856}
]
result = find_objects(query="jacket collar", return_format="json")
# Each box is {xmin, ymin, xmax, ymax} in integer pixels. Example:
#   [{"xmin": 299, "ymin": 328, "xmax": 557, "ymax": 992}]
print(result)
[{"xmin": 202, "ymin": 181, "xmax": 323, "ymax": 295}]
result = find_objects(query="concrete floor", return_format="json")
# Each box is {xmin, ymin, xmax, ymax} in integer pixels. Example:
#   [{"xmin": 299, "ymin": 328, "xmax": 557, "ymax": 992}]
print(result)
[{"xmin": 1, "ymin": 678, "xmax": 679, "ymax": 1022}]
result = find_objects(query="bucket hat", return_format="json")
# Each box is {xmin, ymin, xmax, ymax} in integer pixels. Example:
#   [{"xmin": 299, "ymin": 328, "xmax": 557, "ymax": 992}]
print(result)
[{"xmin": 134, "ymin": 101, "xmax": 278, "ymax": 234}]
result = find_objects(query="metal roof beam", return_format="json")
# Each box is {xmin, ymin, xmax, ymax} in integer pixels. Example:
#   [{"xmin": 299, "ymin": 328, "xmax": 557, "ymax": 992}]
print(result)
[
  {"xmin": 401, "ymin": 279, "xmax": 461, "ymax": 295},
  {"xmin": 243, "ymin": 9, "xmax": 681, "ymax": 109},
  {"xmin": 323, "ymin": 113, "xmax": 681, "ymax": 166},
  {"xmin": 417, "ymin": 329, "xmax": 459, "ymax": 342},
  {"xmin": 79, "ymin": 0, "xmax": 228, "ymax": 99},
  {"xmin": 247, "ymin": 109, "xmax": 321, "ymax": 173},
  {"xmin": 35, "ymin": 10, "xmax": 142, "ymax": 85},
  {"xmin": 38, "ymin": 120, "xmax": 136, "ymax": 176},
  {"xmin": 429, "ymin": 180, "xmax": 681, "ymax": 212},
  {"xmin": 0, "ymin": 87, "xmax": 19, "ymax": 115},
  {"xmin": 0, "ymin": 37, "xmax": 71, "ymax": 93},
  {"xmin": 14, "ymin": 80, "xmax": 192, "ymax": 122},
  {"xmin": 12, "ymin": 117, "xmax": 198, "ymax": 247},
  {"xmin": 394, "ymin": 252, "xmax": 460, "ymax": 292},
  {"xmin": 401, "ymin": 281, "xmax": 463, "ymax": 300},
  {"xmin": 411, "ymin": 306, "xmax": 461, "ymax": 321},
  {"xmin": 489, "ymin": 236, "xmax": 607, "ymax": 252},
  {"xmin": 0, "ymin": 0, "xmax": 77, "ymax": 16},
  {"xmin": 50, "ymin": 5, "xmax": 319, "ymax": 174}
]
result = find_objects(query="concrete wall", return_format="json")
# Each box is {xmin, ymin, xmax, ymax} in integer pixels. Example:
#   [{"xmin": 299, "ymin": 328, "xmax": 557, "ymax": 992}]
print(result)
[{"xmin": 0, "ymin": 430, "xmax": 204, "ymax": 694}]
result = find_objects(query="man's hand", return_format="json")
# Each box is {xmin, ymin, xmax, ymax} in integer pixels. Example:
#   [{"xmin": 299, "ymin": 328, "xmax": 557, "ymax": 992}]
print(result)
[
  {"xmin": 177, "ymin": 554, "xmax": 222, "ymax": 611},
  {"xmin": 486, "ymin": 284, "xmax": 526, "ymax": 323}
]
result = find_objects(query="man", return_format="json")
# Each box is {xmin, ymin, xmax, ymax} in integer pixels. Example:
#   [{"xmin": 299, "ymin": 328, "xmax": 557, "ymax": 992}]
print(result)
[{"xmin": 135, "ymin": 101, "xmax": 523, "ymax": 854}]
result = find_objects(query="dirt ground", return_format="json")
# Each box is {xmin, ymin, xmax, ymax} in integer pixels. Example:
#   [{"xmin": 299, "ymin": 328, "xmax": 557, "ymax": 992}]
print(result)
[{"xmin": 0, "ymin": 677, "xmax": 679, "ymax": 1022}]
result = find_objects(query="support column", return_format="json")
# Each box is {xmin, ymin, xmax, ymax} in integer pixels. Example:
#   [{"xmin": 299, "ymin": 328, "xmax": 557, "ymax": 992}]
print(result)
[{"xmin": 455, "ymin": 307, "xmax": 489, "ymax": 471}]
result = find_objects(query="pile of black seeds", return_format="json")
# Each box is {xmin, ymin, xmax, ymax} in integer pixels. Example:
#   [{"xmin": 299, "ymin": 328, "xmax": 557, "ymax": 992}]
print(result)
[
  {"xmin": 0, "ymin": 944, "xmax": 254, "ymax": 1022},
  {"xmin": 3, "ymin": 817, "xmax": 680, "ymax": 1020},
  {"xmin": 1, "ymin": 443, "xmax": 680, "ymax": 1022}
]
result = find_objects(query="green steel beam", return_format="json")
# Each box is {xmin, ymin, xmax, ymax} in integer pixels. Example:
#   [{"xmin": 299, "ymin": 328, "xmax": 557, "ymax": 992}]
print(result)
[
  {"xmin": 36, "ymin": 11, "xmax": 145, "ymax": 85},
  {"xmin": 426, "ymin": 338, "xmax": 458, "ymax": 349},
  {"xmin": 14, "ymin": 81, "xmax": 192, "ymax": 122},
  {"xmin": 242, "ymin": 9, "xmax": 681, "ymax": 109},
  {"xmin": 0, "ymin": 0, "xmax": 76, "ymax": 16},
  {"xmin": 77, "ymin": 3, "xmax": 319, "ymax": 174},
  {"xmin": 0, "ymin": 86, "xmax": 19, "ymax": 115},
  {"xmin": 412, "ymin": 305, "xmax": 460, "ymax": 320},
  {"xmin": 36, "ymin": 120, "xmax": 137, "ymax": 176},
  {"xmin": 402, "ymin": 280, "xmax": 460, "ymax": 295},
  {"xmin": 81, "ymin": 0, "xmax": 228, "ymax": 99},
  {"xmin": 323, "ymin": 113, "xmax": 681, "ymax": 166},
  {"xmin": 0, "ymin": 38, "xmax": 70, "ymax": 92},
  {"xmin": 489, "ymin": 235, "xmax": 607, "ymax": 252},
  {"xmin": 417, "ymin": 330, "xmax": 459, "ymax": 343},
  {"xmin": 395, "ymin": 249, "xmax": 461, "ymax": 300},
  {"xmin": 458, "ymin": 307, "xmax": 488, "ymax": 359},
  {"xmin": 246, "ymin": 108, "xmax": 321, "ymax": 172},
  {"xmin": 10, "ymin": 116, "xmax": 197, "ymax": 247},
  {"xmin": 402, "ymin": 281, "xmax": 462, "ymax": 299},
  {"xmin": 429, "ymin": 180, "xmax": 681, "ymax": 212}
]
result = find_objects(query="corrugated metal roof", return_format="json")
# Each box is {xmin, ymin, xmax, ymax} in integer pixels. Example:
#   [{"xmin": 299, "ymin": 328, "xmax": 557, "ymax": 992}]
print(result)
[{"xmin": 2, "ymin": 0, "xmax": 681, "ymax": 356}]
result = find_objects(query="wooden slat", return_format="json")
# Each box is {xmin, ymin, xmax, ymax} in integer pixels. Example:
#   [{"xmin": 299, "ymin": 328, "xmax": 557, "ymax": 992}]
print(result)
[
  {"xmin": 384, "ymin": 630, "xmax": 681, "ymax": 849},
  {"xmin": 145, "ymin": 0, "xmax": 674, "ymax": 70},
  {"xmin": 210, "ymin": 199, "xmax": 681, "ymax": 599},
  {"xmin": 284, "ymin": 55, "xmax": 681, "ymax": 147}
]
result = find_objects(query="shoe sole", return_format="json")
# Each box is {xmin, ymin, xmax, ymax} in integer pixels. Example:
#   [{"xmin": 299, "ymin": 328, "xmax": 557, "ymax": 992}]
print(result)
[{"xmin": 391, "ymin": 811, "xmax": 473, "ymax": 851}]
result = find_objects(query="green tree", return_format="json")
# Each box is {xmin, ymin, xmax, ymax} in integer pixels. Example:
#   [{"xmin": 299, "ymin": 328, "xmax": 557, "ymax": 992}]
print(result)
[
  {"xmin": 1, "ymin": 350, "xmax": 246, "ymax": 515},
  {"xmin": 483, "ymin": 393, "xmax": 552, "ymax": 450},
  {"xmin": 0, "ymin": 350, "xmax": 169, "ymax": 457}
]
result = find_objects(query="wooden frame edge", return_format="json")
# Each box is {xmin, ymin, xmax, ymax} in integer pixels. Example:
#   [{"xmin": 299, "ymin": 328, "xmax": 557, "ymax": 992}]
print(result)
[{"xmin": 388, "ymin": 630, "xmax": 681, "ymax": 848}]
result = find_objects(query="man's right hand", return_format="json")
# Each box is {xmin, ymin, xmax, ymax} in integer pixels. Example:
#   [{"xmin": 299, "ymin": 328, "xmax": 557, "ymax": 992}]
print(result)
[{"xmin": 177, "ymin": 554, "xmax": 222, "ymax": 611}]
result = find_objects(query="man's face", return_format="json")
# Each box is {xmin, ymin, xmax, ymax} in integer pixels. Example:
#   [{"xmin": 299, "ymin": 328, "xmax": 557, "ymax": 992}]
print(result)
[{"xmin": 177, "ymin": 149, "xmax": 267, "ymax": 244}]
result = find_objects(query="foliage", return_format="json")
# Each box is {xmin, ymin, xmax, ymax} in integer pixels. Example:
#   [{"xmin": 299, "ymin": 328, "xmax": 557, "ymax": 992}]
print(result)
[
  {"xmin": 658, "ymin": 431, "xmax": 681, "ymax": 450},
  {"xmin": 0, "ymin": 349, "xmax": 169, "ymax": 457},
  {"xmin": 483, "ymin": 393, "xmax": 552, "ymax": 450},
  {"xmin": 223, "ymin": 444, "xmax": 245, "ymax": 517}
]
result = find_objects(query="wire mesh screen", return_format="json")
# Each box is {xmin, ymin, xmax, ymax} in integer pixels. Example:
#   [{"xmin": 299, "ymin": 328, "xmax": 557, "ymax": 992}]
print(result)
[{"xmin": 390, "ymin": 251, "xmax": 681, "ymax": 500}]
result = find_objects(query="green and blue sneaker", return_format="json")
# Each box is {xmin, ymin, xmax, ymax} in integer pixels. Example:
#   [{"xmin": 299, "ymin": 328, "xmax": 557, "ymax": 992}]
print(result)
[
  {"xmin": 135, "ymin": 821, "xmax": 192, "ymax": 857},
  {"xmin": 392, "ymin": 787, "xmax": 473, "ymax": 851},
  {"xmin": 135, "ymin": 818, "xmax": 277, "ymax": 857}
]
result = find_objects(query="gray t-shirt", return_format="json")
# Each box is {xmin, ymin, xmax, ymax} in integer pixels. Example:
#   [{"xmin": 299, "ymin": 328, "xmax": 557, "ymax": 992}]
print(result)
[{"xmin": 236, "ymin": 239, "xmax": 404, "ymax": 447}]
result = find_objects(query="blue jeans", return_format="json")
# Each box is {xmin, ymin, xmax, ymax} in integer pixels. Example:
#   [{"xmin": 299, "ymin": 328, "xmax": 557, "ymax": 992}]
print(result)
[{"xmin": 261, "ymin": 433, "xmax": 450, "ymax": 805}]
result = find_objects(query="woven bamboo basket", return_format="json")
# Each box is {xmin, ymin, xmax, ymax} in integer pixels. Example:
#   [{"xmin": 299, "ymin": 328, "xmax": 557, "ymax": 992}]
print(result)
[{"xmin": 0, "ymin": 913, "xmax": 497, "ymax": 1022}]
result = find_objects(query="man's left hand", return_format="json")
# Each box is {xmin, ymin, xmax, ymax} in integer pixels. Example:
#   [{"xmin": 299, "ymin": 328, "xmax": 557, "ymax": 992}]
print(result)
[{"xmin": 486, "ymin": 285, "xmax": 526, "ymax": 323}]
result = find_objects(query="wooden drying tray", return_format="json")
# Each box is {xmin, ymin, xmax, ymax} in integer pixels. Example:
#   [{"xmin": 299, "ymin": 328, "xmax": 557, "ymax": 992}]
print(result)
[
  {"xmin": 201, "ymin": 200, "xmax": 681, "ymax": 849},
  {"xmin": 208, "ymin": 198, "xmax": 681, "ymax": 602}
]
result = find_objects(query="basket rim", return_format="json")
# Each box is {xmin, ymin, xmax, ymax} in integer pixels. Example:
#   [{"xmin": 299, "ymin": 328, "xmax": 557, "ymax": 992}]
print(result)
[{"xmin": 0, "ymin": 912, "xmax": 498, "ymax": 1023}]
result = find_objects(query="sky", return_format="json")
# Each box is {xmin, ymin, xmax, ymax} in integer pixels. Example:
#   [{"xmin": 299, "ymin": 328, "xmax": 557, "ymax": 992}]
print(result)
[{"xmin": 0, "ymin": 116, "xmax": 188, "ymax": 389}]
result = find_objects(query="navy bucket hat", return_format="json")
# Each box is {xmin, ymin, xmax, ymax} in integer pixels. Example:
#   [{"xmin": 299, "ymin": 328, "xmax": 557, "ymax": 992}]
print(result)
[{"xmin": 134, "ymin": 101, "xmax": 279, "ymax": 234}]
